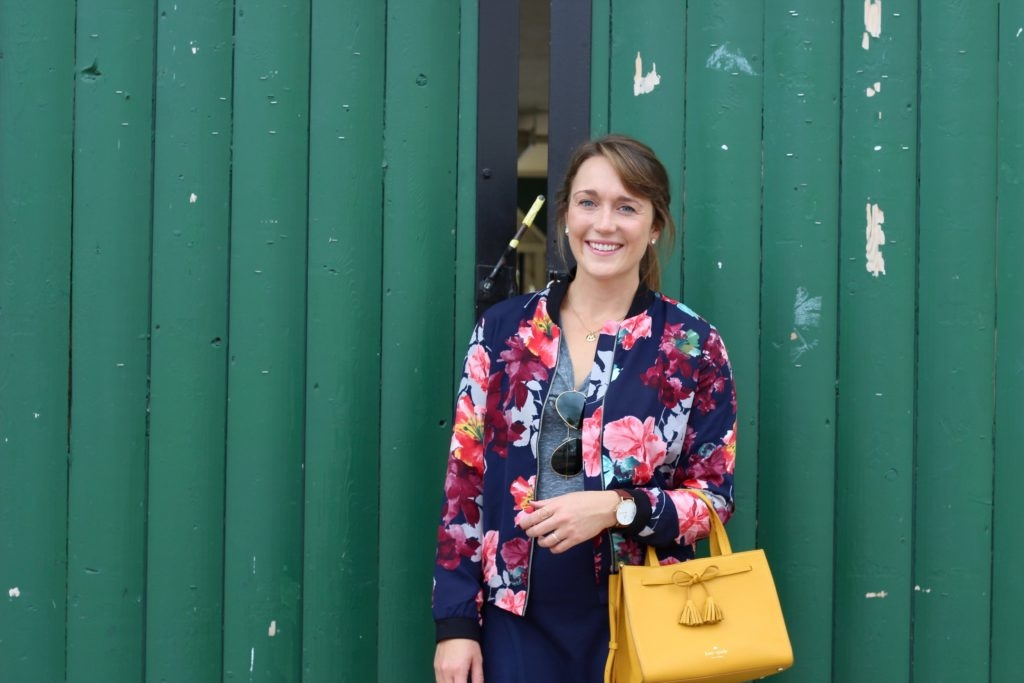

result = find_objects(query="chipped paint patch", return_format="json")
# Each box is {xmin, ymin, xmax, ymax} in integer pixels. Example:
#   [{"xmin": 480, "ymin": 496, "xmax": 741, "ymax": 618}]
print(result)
[
  {"xmin": 863, "ymin": 0, "xmax": 882, "ymax": 50},
  {"xmin": 189, "ymin": 192, "xmax": 198, "ymax": 204},
  {"xmin": 866, "ymin": 81, "xmax": 882, "ymax": 97},
  {"xmin": 705, "ymin": 43, "xmax": 758, "ymax": 76},
  {"xmin": 8, "ymin": 587, "xmax": 20, "ymax": 598},
  {"xmin": 914, "ymin": 585, "xmax": 933, "ymax": 594},
  {"xmin": 633, "ymin": 52, "xmax": 661, "ymax": 96},
  {"xmin": 865, "ymin": 590, "xmax": 888, "ymax": 599},
  {"xmin": 791, "ymin": 287, "xmax": 822, "ymax": 362},
  {"xmin": 866, "ymin": 202, "xmax": 886, "ymax": 277},
  {"xmin": 268, "ymin": 620, "xmax": 277, "ymax": 637}
]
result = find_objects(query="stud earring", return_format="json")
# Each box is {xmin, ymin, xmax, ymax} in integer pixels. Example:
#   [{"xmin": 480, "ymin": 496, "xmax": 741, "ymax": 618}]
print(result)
[
  {"xmin": 651, "ymin": 239, "xmax": 657, "ymax": 245},
  {"xmin": 565, "ymin": 227, "xmax": 569, "ymax": 235}
]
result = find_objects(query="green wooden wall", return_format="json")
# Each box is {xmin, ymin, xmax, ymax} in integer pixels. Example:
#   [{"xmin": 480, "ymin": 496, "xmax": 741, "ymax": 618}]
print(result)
[{"xmin": 0, "ymin": 1, "xmax": 1021, "ymax": 682}]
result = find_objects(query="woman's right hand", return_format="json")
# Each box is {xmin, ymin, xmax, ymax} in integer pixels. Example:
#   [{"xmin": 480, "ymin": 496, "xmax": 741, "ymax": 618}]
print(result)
[{"xmin": 434, "ymin": 638, "xmax": 484, "ymax": 683}]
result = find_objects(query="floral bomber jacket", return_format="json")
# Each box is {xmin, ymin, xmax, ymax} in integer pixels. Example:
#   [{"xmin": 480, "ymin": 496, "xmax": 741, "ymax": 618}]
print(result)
[{"xmin": 432, "ymin": 278, "xmax": 737, "ymax": 642}]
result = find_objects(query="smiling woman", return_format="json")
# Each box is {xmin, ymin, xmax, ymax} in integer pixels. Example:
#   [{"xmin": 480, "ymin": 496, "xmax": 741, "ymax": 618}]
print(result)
[{"xmin": 433, "ymin": 135, "xmax": 736, "ymax": 683}]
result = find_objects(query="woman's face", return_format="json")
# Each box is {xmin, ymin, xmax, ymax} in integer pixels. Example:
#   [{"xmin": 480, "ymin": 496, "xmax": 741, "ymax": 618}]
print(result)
[{"xmin": 565, "ymin": 155, "xmax": 658, "ymax": 288}]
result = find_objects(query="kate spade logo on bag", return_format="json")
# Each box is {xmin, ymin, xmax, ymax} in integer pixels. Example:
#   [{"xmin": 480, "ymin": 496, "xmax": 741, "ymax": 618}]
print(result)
[{"xmin": 704, "ymin": 645, "xmax": 729, "ymax": 659}]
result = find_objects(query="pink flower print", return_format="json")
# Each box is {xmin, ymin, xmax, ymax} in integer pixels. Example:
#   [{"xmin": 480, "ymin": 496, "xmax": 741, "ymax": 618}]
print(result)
[
  {"xmin": 466, "ymin": 343, "xmax": 490, "ymax": 387},
  {"xmin": 510, "ymin": 475, "xmax": 536, "ymax": 524},
  {"xmin": 582, "ymin": 405, "xmax": 604, "ymax": 477},
  {"xmin": 494, "ymin": 588, "xmax": 528, "ymax": 615},
  {"xmin": 603, "ymin": 416, "xmax": 667, "ymax": 470},
  {"xmin": 500, "ymin": 537, "xmax": 530, "ymax": 573},
  {"xmin": 481, "ymin": 530, "xmax": 499, "ymax": 582},
  {"xmin": 672, "ymin": 492, "xmax": 711, "ymax": 546},
  {"xmin": 451, "ymin": 394, "xmax": 484, "ymax": 472},
  {"xmin": 618, "ymin": 313, "xmax": 652, "ymax": 350}
]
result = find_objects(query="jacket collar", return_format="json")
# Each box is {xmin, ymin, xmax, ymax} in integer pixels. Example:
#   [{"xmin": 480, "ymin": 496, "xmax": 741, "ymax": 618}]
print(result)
[{"xmin": 545, "ymin": 269, "xmax": 655, "ymax": 328}]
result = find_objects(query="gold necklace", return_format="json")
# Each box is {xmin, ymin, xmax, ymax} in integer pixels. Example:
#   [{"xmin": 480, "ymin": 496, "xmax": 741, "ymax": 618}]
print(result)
[{"xmin": 569, "ymin": 305, "xmax": 602, "ymax": 342}]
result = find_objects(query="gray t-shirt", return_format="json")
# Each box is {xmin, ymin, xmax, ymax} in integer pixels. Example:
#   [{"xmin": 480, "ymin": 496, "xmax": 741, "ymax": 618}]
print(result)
[{"xmin": 537, "ymin": 336, "xmax": 587, "ymax": 500}]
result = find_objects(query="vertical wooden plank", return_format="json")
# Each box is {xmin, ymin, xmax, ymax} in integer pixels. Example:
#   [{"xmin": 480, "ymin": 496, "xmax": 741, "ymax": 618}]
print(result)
[
  {"xmin": 0, "ymin": 2, "xmax": 74, "ymax": 680},
  {"xmin": 66, "ymin": 1, "xmax": 156, "ymax": 680},
  {"xmin": 455, "ymin": 0, "xmax": 480, "ymax": 357},
  {"xmin": 144, "ymin": 1, "xmax": 233, "ymax": 681},
  {"xmin": 607, "ymin": 0, "xmax": 686, "ymax": 299},
  {"xmin": 757, "ymin": 3, "xmax": 841, "ymax": 681},
  {"xmin": 681, "ymin": 0, "xmax": 764, "ymax": 551},
  {"xmin": 913, "ymin": 3, "xmax": 997, "ymax": 680},
  {"xmin": 589, "ymin": 0, "xmax": 611, "ymax": 137},
  {"xmin": 992, "ymin": 2, "xmax": 1024, "ymax": 680},
  {"xmin": 378, "ymin": 1, "xmax": 460, "ymax": 678},
  {"xmin": 301, "ymin": 1, "xmax": 384, "ymax": 680},
  {"xmin": 833, "ymin": 2, "xmax": 918, "ymax": 680},
  {"xmin": 221, "ymin": 1, "xmax": 310, "ymax": 680}
]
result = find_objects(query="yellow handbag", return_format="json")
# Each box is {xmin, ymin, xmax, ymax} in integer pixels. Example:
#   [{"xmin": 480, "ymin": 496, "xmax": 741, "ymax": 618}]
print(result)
[{"xmin": 604, "ymin": 490, "xmax": 793, "ymax": 683}]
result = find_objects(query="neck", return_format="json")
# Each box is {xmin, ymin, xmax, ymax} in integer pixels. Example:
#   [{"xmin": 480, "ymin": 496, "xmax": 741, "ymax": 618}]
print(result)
[{"xmin": 565, "ymin": 270, "xmax": 640, "ymax": 320}]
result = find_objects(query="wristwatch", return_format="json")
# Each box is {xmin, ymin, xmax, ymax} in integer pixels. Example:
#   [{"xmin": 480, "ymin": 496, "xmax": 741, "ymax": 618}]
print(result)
[{"xmin": 612, "ymin": 489, "xmax": 637, "ymax": 528}]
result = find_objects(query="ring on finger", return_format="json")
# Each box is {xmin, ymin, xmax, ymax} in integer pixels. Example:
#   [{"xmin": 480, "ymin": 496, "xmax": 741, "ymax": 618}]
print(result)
[{"xmin": 550, "ymin": 531, "xmax": 560, "ymax": 543}]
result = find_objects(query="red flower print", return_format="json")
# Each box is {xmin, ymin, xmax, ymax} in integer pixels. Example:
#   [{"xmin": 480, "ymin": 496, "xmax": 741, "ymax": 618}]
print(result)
[
  {"xmin": 442, "ymin": 458, "xmax": 482, "ymax": 525},
  {"xmin": 613, "ymin": 536, "xmax": 644, "ymax": 565},
  {"xmin": 632, "ymin": 459, "xmax": 654, "ymax": 484},
  {"xmin": 618, "ymin": 313, "xmax": 652, "ymax": 350},
  {"xmin": 436, "ymin": 523, "xmax": 481, "ymax": 571},
  {"xmin": 687, "ymin": 446, "xmax": 728, "ymax": 486},
  {"xmin": 582, "ymin": 406, "xmax": 604, "ymax": 477},
  {"xmin": 659, "ymin": 322, "xmax": 701, "ymax": 373},
  {"xmin": 500, "ymin": 537, "xmax": 530, "ymax": 572},
  {"xmin": 451, "ymin": 395, "xmax": 484, "ymax": 472},
  {"xmin": 641, "ymin": 359, "xmax": 694, "ymax": 409},
  {"xmin": 500, "ymin": 335, "xmax": 549, "ymax": 408},
  {"xmin": 510, "ymin": 475, "xmax": 536, "ymax": 514},
  {"xmin": 604, "ymin": 416, "xmax": 667, "ymax": 470},
  {"xmin": 494, "ymin": 588, "xmax": 527, "ymax": 615},
  {"xmin": 520, "ymin": 299, "xmax": 559, "ymax": 368},
  {"xmin": 481, "ymin": 530, "xmax": 499, "ymax": 582}
]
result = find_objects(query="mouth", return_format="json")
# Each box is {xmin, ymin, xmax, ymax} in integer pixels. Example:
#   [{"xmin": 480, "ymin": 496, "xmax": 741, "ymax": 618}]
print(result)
[{"xmin": 586, "ymin": 241, "xmax": 623, "ymax": 254}]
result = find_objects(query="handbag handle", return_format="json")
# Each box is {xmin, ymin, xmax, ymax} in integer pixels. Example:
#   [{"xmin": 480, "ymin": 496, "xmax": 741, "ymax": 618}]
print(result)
[{"xmin": 645, "ymin": 489, "xmax": 732, "ymax": 566}]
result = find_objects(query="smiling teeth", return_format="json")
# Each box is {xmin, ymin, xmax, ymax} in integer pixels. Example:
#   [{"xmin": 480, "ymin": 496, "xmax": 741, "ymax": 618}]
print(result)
[{"xmin": 590, "ymin": 243, "xmax": 620, "ymax": 252}]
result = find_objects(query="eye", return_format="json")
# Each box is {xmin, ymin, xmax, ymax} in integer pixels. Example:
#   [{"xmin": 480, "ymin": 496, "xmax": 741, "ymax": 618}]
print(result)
[
  {"xmin": 618, "ymin": 204, "xmax": 638, "ymax": 214},
  {"xmin": 577, "ymin": 198, "xmax": 596, "ymax": 208}
]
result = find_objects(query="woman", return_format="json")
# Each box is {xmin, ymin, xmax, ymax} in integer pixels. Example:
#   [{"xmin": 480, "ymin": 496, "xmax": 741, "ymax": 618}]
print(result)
[{"xmin": 433, "ymin": 135, "xmax": 737, "ymax": 683}]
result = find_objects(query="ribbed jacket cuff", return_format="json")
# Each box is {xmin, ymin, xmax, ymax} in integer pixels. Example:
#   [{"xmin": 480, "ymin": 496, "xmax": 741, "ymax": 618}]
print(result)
[{"xmin": 435, "ymin": 617, "xmax": 481, "ymax": 643}]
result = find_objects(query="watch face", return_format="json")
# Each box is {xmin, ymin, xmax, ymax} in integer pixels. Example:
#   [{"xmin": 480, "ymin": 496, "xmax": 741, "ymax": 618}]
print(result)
[{"xmin": 616, "ymin": 499, "xmax": 637, "ymax": 526}]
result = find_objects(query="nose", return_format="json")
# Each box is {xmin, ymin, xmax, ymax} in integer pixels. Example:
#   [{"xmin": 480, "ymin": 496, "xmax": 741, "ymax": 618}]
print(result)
[{"xmin": 595, "ymin": 206, "xmax": 615, "ymax": 232}]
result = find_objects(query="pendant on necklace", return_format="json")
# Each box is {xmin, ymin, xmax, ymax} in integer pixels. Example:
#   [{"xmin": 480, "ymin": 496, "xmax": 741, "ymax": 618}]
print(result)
[{"xmin": 585, "ymin": 332, "xmax": 598, "ymax": 342}]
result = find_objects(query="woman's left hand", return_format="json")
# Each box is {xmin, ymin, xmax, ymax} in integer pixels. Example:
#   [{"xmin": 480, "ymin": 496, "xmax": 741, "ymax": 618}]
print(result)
[{"xmin": 519, "ymin": 491, "xmax": 621, "ymax": 553}]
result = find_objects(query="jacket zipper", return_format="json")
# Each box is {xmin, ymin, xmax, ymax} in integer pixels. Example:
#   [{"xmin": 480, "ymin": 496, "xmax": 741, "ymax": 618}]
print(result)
[
  {"xmin": 602, "ymin": 331, "xmax": 621, "ymax": 575},
  {"xmin": 522, "ymin": 327, "xmax": 562, "ymax": 615}
]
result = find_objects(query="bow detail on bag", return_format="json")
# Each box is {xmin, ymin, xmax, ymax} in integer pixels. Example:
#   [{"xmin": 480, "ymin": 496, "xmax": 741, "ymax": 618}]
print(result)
[
  {"xmin": 673, "ymin": 565, "xmax": 724, "ymax": 626},
  {"xmin": 637, "ymin": 563, "xmax": 752, "ymax": 627}
]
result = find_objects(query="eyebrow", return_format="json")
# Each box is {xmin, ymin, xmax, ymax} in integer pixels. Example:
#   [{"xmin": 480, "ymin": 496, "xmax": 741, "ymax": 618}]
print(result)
[{"xmin": 572, "ymin": 189, "xmax": 641, "ymax": 204}]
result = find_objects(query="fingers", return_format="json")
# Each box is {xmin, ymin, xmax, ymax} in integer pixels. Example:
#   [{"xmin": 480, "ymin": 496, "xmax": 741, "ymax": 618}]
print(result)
[
  {"xmin": 435, "ymin": 639, "xmax": 483, "ymax": 683},
  {"xmin": 518, "ymin": 505, "xmax": 555, "ymax": 535},
  {"xmin": 471, "ymin": 648, "xmax": 484, "ymax": 683}
]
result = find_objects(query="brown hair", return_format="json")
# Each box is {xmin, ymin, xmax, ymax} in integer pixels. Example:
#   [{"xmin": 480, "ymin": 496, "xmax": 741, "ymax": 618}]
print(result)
[{"xmin": 554, "ymin": 134, "xmax": 677, "ymax": 291}]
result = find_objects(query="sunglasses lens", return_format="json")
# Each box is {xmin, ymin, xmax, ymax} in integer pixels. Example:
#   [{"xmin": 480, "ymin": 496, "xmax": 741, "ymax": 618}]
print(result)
[
  {"xmin": 555, "ymin": 391, "xmax": 586, "ymax": 430},
  {"xmin": 551, "ymin": 438, "xmax": 583, "ymax": 477}
]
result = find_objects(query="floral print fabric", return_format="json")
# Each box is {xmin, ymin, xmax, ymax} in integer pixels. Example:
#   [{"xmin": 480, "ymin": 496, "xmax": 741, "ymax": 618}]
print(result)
[{"xmin": 433, "ymin": 281, "xmax": 737, "ymax": 630}]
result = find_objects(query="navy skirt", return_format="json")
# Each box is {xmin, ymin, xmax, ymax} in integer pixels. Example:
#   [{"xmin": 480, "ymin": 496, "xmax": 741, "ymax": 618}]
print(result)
[{"xmin": 482, "ymin": 541, "xmax": 609, "ymax": 683}]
